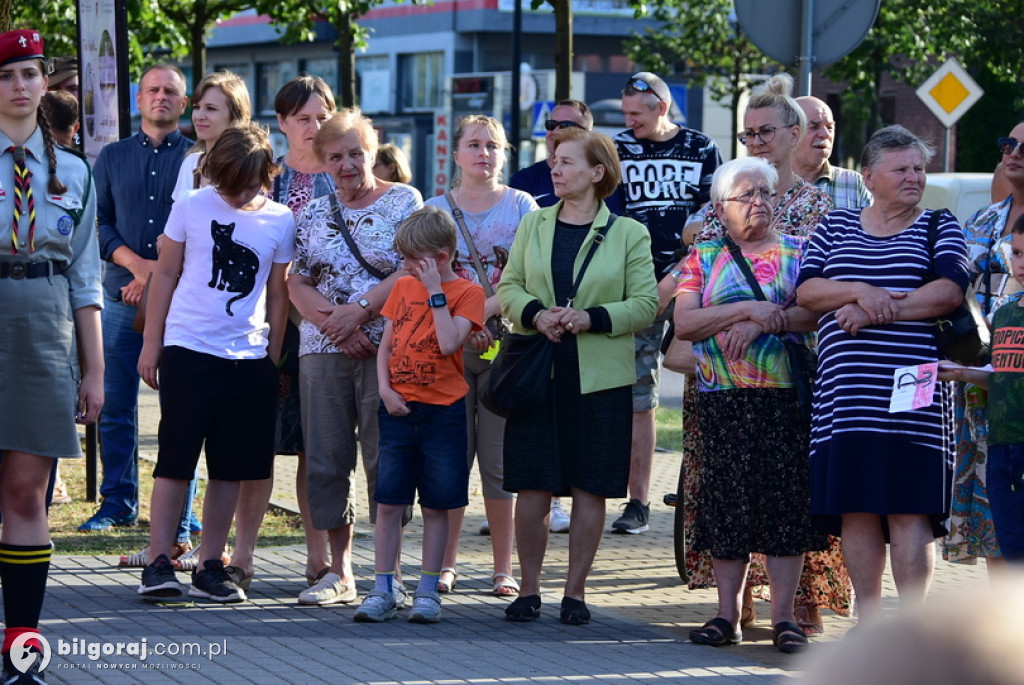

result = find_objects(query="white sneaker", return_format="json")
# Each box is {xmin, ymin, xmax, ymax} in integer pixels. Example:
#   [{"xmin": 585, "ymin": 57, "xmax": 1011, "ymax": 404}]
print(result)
[
  {"xmin": 353, "ymin": 590, "xmax": 398, "ymax": 622},
  {"xmin": 298, "ymin": 572, "xmax": 357, "ymax": 605},
  {"xmin": 393, "ymin": 581, "xmax": 409, "ymax": 610},
  {"xmin": 550, "ymin": 500, "xmax": 571, "ymax": 533}
]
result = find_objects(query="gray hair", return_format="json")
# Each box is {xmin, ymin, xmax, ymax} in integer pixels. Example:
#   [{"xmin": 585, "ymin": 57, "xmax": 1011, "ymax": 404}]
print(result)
[
  {"xmin": 710, "ymin": 157, "xmax": 779, "ymax": 205},
  {"xmin": 861, "ymin": 124, "xmax": 935, "ymax": 169},
  {"xmin": 746, "ymin": 73, "xmax": 806, "ymax": 136}
]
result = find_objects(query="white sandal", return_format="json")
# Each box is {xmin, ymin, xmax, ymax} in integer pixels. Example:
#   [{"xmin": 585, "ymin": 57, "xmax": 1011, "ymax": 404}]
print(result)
[
  {"xmin": 492, "ymin": 573, "xmax": 520, "ymax": 597},
  {"xmin": 437, "ymin": 567, "xmax": 458, "ymax": 593}
]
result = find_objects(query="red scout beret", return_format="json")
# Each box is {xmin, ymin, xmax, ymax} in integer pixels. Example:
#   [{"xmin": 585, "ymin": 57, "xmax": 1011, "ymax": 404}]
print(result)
[{"xmin": 0, "ymin": 30, "xmax": 45, "ymax": 69}]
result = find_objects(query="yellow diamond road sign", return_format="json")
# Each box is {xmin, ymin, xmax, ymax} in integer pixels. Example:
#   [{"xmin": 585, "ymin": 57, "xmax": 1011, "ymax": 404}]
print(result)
[{"xmin": 916, "ymin": 59, "xmax": 983, "ymax": 129}]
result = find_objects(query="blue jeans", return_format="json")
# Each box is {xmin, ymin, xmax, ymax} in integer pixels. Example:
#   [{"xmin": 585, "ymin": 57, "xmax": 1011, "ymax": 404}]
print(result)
[
  {"xmin": 375, "ymin": 400, "xmax": 470, "ymax": 510},
  {"xmin": 988, "ymin": 442, "xmax": 1024, "ymax": 562},
  {"xmin": 99, "ymin": 298, "xmax": 195, "ymax": 541}
]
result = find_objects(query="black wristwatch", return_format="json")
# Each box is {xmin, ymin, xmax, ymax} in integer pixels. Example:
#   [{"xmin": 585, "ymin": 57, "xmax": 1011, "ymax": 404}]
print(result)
[{"xmin": 428, "ymin": 293, "xmax": 448, "ymax": 308}]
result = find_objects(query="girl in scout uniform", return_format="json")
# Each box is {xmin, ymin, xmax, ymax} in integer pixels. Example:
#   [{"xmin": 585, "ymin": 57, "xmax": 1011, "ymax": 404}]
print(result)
[{"xmin": 0, "ymin": 29, "xmax": 102, "ymax": 682}]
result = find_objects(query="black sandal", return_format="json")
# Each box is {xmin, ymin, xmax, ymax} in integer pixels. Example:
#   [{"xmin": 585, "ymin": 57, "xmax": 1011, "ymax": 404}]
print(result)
[
  {"xmin": 773, "ymin": 621, "xmax": 808, "ymax": 654},
  {"xmin": 559, "ymin": 596, "xmax": 591, "ymax": 625},
  {"xmin": 689, "ymin": 617, "xmax": 742, "ymax": 647},
  {"xmin": 505, "ymin": 594, "xmax": 541, "ymax": 622}
]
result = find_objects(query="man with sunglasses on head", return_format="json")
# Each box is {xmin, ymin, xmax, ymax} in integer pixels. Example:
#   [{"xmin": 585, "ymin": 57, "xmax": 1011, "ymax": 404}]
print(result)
[
  {"xmin": 793, "ymin": 96, "xmax": 871, "ymax": 210},
  {"xmin": 510, "ymin": 99, "xmax": 594, "ymax": 207},
  {"xmin": 611, "ymin": 71, "xmax": 722, "ymax": 535}
]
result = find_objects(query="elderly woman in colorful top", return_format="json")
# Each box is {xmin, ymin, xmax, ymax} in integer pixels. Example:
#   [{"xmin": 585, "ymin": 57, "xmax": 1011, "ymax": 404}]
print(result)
[
  {"xmin": 683, "ymin": 73, "xmax": 847, "ymax": 637},
  {"xmin": 942, "ymin": 123, "xmax": 1024, "ymax": 571},
  {"xmin": 675, "ymin": 156, "xmax": 822, "ymax": 654},
  {"xmin": 289, "ymin": 108, "xmax": 422, "ymax": 607},
  {"xmin": 796, "ymin": 125, "xmax": 969, "ymax": 622},
  {"xmin": 498, "ymin": 128, "xmax": 658, "ymax": 625},
  {"xmin": 0, "ymin": 30, "xmax": 102, "ymax": 679}
]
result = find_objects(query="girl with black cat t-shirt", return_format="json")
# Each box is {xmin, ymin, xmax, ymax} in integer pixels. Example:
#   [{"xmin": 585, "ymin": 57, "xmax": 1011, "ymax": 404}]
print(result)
[{"xmin": 135, "ymin": 124, "xmax": 296, "ymax": 603}]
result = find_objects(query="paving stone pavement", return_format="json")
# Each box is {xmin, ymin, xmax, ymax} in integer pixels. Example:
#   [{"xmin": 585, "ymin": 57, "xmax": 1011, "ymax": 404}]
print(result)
[{"xmin": 40, "ymin": 375, "xmax": 989, "ymax": 683}]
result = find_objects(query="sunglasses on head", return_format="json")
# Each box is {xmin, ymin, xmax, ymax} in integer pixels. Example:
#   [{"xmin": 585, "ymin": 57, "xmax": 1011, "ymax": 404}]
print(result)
[
  {"xmin": 623, "ymin": 77, "xmax": 664, "ymax": 102},
  {"xmin": 544, "ymin": 119, "xmax": 583, "ymax": 132},
  {"xmin": 998, "ymin": 137, "xmax": 1024, "ymax": 156}
]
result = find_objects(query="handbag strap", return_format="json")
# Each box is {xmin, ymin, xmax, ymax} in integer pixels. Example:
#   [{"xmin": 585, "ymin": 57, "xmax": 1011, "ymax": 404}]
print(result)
[
  {"xmin": 924, "ymin": 208, "xmax": 987, "ymax": 312},
  {"xmin": 723, "ymin": 236, "xmax": 768, "ymax": 302},
  {"xmin": 566, "ymin": 213, "xmax": 617, "ymax": 307},
  {"xmin": 328, "ymin": 192, "xmax": 392, "ymax": 281},
  {"xmin": 446, "ymin": 190, "xmax": 495, "ymax": 298}
]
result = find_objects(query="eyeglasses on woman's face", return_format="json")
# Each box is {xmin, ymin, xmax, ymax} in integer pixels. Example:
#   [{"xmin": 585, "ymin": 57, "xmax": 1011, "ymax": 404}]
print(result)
[
  {"xmin": 998, "ymin": 137, "xmax": 1024, "ymax": 156},
  {"xmin": 737, "ymin": 125, "xmax": 779, "ymax": 146},
  {"xmin": 725, "ymin": 188, "xmax": 776, "ymax": 205}
]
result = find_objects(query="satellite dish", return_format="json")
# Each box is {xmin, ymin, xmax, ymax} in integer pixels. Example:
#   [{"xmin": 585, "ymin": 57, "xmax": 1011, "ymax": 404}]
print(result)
[{"xmin": 735, "ymin": 0, "xmax": 879, "ymax": 67}]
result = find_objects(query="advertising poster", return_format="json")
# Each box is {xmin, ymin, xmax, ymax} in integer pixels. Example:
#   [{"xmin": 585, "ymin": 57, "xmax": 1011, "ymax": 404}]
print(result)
[{"xmin": 78, "ymin": 0, "xmax": 122, "ymax": 164}]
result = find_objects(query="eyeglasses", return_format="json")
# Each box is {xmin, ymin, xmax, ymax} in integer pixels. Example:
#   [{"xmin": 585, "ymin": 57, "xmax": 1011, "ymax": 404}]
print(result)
[
  {"xmin": 544, "ymin": 119, "xmax": 583, "ymax": 132},
  {"xmin": 737, "ymin": 126, "xmax": 778, "ymax": 145},
  {"xmin": 725, "ymin": 189, "xmax": 776, "ymax": 205},
  {"xmin": 998, "ymin": 137, "xmax": 1024, "ymax": 156},
  {"xmin": 623, "ymin": 77, "xmax": 664, "ymax": 102}
]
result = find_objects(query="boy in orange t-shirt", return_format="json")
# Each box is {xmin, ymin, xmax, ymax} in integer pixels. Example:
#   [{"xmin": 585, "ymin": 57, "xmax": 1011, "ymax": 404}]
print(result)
[{"xmin": 354, "ymin": 206, "xmax": 485, "ymax": 624}]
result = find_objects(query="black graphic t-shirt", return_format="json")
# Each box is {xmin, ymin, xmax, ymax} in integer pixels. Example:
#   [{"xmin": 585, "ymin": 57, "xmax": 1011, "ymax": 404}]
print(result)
[
  {"xmin": 614, "ymin": 127, "xmax": 721, "ymax": 276},
  {"xmin": 990, "ymin": 297, "xmax": 1024, "ymax": 446}
]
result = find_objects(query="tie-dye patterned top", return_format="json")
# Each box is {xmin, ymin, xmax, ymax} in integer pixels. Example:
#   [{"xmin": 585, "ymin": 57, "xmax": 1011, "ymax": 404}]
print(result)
[{"xmin": 675, "ymin": 233, "xmax": 810, "ymax": 391}]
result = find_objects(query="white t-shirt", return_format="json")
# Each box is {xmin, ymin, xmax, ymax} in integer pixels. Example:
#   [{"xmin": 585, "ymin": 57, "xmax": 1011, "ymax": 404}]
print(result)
[
  {"xmin": 163, "ymin": 186, "xmax": 296, "ymax": 359},
  {"xmin": 171, "ymin": 153, "xmax": 206, "ymax": 202}
]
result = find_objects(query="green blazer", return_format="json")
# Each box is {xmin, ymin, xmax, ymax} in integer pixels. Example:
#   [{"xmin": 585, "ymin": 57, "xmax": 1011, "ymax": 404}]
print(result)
[{"xmin": 497, "ymin": 201, "xmax": 659, "ymax": 394}]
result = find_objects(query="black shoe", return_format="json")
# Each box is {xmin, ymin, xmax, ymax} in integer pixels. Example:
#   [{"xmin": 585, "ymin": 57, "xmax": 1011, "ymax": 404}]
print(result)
[
  {"xmin": 189, "ymin": 559, "xmax": 246, "ymax": 603},
  {"xmin": 3, "ymin": 646, "xmax": 47, "ymax": 684},
  {"xmin": 611, "ymin": 499, "xmax": 650, "ymax": 534},
  {"xmin": 138, "ymin": 554, "xmax": 183, "ymax": 598}
]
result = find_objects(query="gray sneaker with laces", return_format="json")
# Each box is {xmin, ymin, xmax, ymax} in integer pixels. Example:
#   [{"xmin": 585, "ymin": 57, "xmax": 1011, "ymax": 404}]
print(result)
[
  {"xmin": 353, "ymin": 590, "xmax": 397, "ymax": 622},
  {"xmin": 611, "ymin": 498, "xmax": 650, "ymax": 534}
]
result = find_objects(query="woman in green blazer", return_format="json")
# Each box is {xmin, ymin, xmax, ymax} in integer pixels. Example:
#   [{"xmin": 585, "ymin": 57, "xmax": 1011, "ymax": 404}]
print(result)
[{"xmin": 497, "ymin": 128, "xmax": 658, "ymax": 625}]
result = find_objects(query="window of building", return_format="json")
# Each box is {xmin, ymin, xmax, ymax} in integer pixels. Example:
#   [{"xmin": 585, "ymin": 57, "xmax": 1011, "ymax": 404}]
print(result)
[
  {"xmin": 301, "ymin": 58, "xmax": 338, "ymax": 94},
  {"xmin": 257, "ymin": 61, "xmax": 296, "ymax": 115},
  {"xmin": 399, "ymin": 52, "xmax": 444, "ymax": 111}
]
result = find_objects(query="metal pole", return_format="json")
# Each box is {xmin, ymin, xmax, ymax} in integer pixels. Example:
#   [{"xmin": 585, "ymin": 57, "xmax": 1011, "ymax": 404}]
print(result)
[
  {"xmin": 945, "ymin": 126, "xmax": 952, "ymax": 172},
  {"xmin": 510, "ymin": 0, "xmax": 522, "ymax": 171},
  {"xmin": 798, "ymin": 0, "xmax": 814, "ymax": 96}
]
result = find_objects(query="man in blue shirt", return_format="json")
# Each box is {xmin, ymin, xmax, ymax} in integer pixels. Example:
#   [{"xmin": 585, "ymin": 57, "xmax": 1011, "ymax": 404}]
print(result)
[{"xmin": 79, "ymin": 65, "xmax": 193, "ymax": 535}]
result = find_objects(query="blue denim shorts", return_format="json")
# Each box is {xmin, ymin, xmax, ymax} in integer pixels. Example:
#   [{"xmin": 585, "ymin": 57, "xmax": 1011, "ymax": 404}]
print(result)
[
  {"xmin": 988, "ymin": 442, "xmax": 1024, "ymax": 562},
  {"xmin": 375, "ymin": 399, "xmax": 470, "ymax": 510}
]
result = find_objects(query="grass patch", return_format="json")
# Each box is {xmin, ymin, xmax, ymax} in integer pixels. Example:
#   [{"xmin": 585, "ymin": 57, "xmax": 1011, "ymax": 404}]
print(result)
[
  {"xmin": 655, "ymin": 405, "xmax": 683, "ymax": 453},
  {"xmin": 49, "ymin": 456, "xmax": 306, "ymax": 555}
]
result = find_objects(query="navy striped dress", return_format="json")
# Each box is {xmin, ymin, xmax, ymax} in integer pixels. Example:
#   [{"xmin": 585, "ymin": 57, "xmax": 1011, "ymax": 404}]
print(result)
[{"xmin": 797, "ymin": 208, "xmax": 969, "ymax": 536}]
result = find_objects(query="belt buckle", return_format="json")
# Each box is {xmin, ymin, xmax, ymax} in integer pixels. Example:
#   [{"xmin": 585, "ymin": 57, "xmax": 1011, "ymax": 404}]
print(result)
[{"xmin": 9, "ymin": 262, "xmax": 25, "ymax": 279}]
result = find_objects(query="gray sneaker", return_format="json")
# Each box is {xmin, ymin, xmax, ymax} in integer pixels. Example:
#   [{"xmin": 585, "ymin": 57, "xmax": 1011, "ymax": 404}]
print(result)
[
  {"xmin": 353, "ymin": 590, "xmax": 397, "ymax": 622},
  {"xmin": 408, "ymin": 591, "xmax": 442, "ymax": 623}
]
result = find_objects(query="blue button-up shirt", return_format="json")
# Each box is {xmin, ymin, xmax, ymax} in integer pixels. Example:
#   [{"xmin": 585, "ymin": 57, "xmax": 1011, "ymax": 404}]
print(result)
[{"xmin": 95, "ymin": 129, "xmax": 193, "ymax": 299}]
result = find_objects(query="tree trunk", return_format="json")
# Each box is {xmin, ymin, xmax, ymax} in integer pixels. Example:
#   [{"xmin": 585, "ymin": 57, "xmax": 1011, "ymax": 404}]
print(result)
[
  {"xmin": 190, "ymin": 9, "xmax": 208, "ymax": 94},
  {"xmin": 729, "ymin": 60, "xmax": 742, "ymax": 160},
  {"xmin": 0, "ymin": 0, "xmax": 11, "ymax": 34},
  {"xmin": 554, "ymin": 0, "xmax": 572, "ymax": 100},
  {"xmin": 337, "ymin": 12, "xmax": 357, "ymax": 109}
]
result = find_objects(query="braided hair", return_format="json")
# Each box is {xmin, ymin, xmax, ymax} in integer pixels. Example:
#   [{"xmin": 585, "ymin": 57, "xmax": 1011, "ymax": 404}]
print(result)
[{"xmin": 35, "ymin": 102, "xmax": 68, "ymax": 195}]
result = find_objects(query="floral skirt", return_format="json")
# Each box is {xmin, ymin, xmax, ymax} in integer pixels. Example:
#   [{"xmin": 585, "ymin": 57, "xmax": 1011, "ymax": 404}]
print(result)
[{"xmin": 682, "ymin": 376, "xmax": 852, "ymax": 615}]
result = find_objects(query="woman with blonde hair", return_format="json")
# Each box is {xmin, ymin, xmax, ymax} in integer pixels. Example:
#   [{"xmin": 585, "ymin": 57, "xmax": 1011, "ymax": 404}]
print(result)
[
  {"xmin": 374, "ymin": 143, "xmax": 412, "ymax": 184},
  {"xmin": 425, "ymin": 115, "xmax": 538, "ymax": 598},
  {"xmin": 172, "ymin": 70, "xmax": 252, "ymax": 200}
]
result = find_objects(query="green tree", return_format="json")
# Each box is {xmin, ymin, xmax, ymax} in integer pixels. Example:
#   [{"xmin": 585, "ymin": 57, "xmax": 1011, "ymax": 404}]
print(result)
[
  {"xmin": 258, "ymin": 0, "xmax": 422, "ymax": 109},
  {"xmin": 624, "ymin": 0, "xmax": 780, "ymax": 159},
  {"xmin": 160, "ymin": 0, "xmax": 253, "ymax": 93}
]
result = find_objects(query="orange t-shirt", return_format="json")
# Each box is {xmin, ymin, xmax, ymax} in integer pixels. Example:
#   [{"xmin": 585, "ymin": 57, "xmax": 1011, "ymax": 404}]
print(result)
[{"xmin": 381, "ymin": 275, "xmax": 485, "ymax": 405}]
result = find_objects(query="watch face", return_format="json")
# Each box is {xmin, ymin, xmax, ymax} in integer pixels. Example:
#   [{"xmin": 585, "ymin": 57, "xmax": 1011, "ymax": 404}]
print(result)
[{"xmin": 429, "ymin": 293, "xmax": 448, "ymax": 308}]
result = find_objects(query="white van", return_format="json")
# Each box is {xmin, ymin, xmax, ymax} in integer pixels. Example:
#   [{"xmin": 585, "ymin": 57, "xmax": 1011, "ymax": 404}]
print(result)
[{"xmin": 922, "ymin": 172, "xmax": 994, "ymax": 224}]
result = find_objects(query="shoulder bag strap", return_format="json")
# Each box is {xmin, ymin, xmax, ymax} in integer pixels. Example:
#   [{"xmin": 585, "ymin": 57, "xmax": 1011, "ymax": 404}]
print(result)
[
  {"xmin": 566, "ymin": 213, "xmax": 616, "ymax": 307},
  {"xmin": 328, "ymin": 193, "xmax": 391, "ymax": 281},
  {"xmin": 723, "ymin": 236, "xmax": 768, "ymax": 301},
  {"xmin": 446, "ymin": 190, "xmax": 495, "ymax": 298}
]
